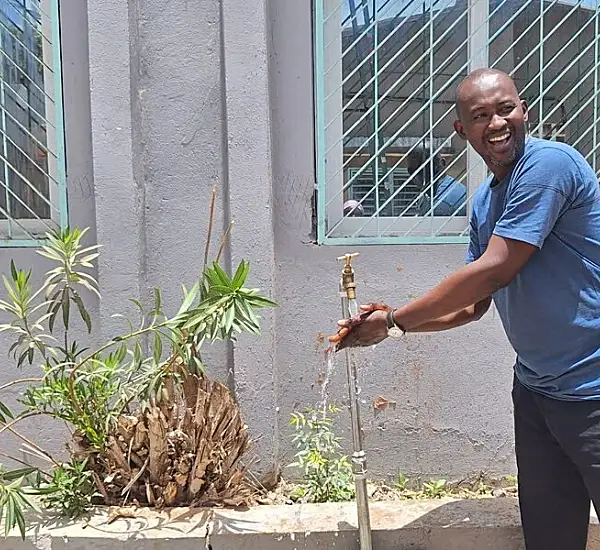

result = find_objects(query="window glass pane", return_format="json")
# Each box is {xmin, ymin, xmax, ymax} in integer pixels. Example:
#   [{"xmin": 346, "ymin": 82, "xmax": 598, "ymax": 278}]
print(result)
[
  {"xmin": 489, "ymin": 0, "xmax": 600, "ymax": 172},
  {"xmin": 317, "ymin": 0, "xmax": 600, "ymax": 243},
  {"xmin": 1, "ymin": 0, "xmax": 53, "ymax": 227}
]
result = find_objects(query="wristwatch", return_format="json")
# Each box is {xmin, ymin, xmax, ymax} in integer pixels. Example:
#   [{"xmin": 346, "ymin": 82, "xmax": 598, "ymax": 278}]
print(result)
[{"xmin": 386, "ymin": 308, "xmax": 406, "ymax": 338}]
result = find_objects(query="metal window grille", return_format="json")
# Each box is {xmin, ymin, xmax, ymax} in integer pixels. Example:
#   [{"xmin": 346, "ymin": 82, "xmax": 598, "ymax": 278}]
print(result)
[
  {"xmin": 314, "ymin": 0, "xmax": 600, "ymax": 245},
  {"xmin": 0, "ymin": 0, "xmax": 67, "ymax": 247}
]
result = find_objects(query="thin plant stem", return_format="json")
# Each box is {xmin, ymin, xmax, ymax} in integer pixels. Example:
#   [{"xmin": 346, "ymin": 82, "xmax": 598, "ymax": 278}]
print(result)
[
  {"xmin": 66, "ymin": 319, "xmax": 176, "ymax": 415},
  {"xmin": 0, "ymin": 450, "xmax": 49, "ymax": 474},
  {"xmin": 202, "ymin": 185, "xmax": 218, "ymax": 276},
  {"xmin": 0, "ymin": 412, "xmax": 44, "ymax": 437},
  {"xmin": 0, "ymin": 378, "xmax": 42, "ymax": 392},
  {"xmin": 3, "ymin": 424, "xmax": 59, "ymax": 467},
  {"xmin": 215, "ymin": 222, "xmax": 233, "ymax": 264}
]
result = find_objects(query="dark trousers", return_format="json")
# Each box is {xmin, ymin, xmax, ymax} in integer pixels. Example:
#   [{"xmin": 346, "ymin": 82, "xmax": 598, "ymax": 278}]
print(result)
[{"xmin": 513, "ymin": 376, "xmax": 600, "ymax": 549}]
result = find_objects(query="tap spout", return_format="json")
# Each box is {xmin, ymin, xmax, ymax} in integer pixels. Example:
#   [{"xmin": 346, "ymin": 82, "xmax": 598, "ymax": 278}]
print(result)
[{"xmin": 337, "ymin": 252, "xmax": 359, "ymax": 301}]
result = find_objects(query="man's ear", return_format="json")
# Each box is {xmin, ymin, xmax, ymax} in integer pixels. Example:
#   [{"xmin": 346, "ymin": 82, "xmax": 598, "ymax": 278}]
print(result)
[
  {"xmin": 521, "ymin": 99, "xmax": 528, "ymax": 122},
  {"xmin": 454, "ymin": 119, "xmax": 466, "ymax": 140}
]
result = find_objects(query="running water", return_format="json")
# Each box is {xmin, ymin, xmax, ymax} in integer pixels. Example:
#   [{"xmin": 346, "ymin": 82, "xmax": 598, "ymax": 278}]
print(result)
[
  {"xmin": 320, "ymin": 349, "xmax": 336, "ymax": 416},
  {"xmin": 320, "ymin": 297, "xmax": 360, "ymax": 416},
  {"xmin": 347, "ymin": 298, "xmax": 359, "ymax": 317}
]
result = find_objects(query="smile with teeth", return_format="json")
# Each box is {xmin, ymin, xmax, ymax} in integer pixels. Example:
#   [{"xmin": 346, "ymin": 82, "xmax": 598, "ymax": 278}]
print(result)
[{"xmin": 488, "ymin": 131, "xmax": 511, "ymax": 143}]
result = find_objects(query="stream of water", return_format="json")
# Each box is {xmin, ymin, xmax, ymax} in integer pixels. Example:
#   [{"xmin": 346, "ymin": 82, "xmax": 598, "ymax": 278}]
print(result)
[
  {"xmin": 320, "ymin": 350, "xmax": 336, "ymax": 416},
  {"xmin": 320, "ymin": 297, "xmax": 362, "ymax": 416}
]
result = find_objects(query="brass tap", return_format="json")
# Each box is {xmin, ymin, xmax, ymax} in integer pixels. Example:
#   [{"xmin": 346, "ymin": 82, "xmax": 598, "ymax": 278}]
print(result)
[{"xmin": 337, "ymin": 252, "xmax": 359, "ymax": 301}]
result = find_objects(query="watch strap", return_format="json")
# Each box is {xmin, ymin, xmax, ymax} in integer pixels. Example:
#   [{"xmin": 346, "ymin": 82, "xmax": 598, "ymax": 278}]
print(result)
[{"xmin": 387, "ymin": 308, "xmax": 406, "ymax": 334}]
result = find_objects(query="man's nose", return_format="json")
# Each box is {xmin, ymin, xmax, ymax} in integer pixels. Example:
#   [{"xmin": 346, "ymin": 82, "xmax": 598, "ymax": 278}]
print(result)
[{"xmin": 489, "ymin": 113, "xmax": 507, "ymax": 130}]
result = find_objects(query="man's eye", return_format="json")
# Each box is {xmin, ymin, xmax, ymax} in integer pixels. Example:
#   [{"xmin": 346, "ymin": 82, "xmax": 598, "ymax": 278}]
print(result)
[
  {"xmin": 473, "ymin": 113, "xmax": 487, "ymax": 120},
  {"xmin": 500, "ymin": 105, "xmax": 515, "ymax": 114}
]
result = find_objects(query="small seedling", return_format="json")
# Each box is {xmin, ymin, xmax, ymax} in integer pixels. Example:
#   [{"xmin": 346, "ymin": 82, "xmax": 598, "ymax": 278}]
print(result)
[
  {"xmin": 34, "ymin": 459, "xmax": 99, "ymax": 518},
  {"xmin": 473, "ymin": 480, "xmax": 487, "ymax": 495},
  {"xmin": 422, "ymin": 478, "xmax": 447, "ymax": 499},
  {"xmin": 288, "ymin": 405, "xmax": 355, "ymax": 504},
  {"xmin": 395, "ymin": 473, "xmax": 409, "ymax": 491}
]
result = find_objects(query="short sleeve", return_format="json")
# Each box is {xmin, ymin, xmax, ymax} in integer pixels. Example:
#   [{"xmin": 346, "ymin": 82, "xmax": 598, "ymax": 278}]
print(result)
[
  {"xmin": 466, "ymin": 209, "xmax": 480, "ymax": 264},
  {"xmin": 493, "ymin": 150, "xmax": 575, "ymax": 249}
]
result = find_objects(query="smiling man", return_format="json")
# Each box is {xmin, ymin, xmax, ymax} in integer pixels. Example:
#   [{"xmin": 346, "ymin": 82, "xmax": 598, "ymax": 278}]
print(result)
[{"xmin": 329, "ymin": 68, "xmax": 600, "ymax": 549}]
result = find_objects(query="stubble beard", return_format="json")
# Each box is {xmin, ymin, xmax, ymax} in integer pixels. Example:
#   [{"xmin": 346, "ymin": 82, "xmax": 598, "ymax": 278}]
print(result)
[{"xmin": 488, "ymin": 133, "xmax": 526, "ymax": 169}]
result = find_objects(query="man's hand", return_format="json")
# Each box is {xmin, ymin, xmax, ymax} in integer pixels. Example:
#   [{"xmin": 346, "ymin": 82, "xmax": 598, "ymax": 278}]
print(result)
[{"xmin": 327, "ymin": 303, "xmax": 391, "ymax": 351}]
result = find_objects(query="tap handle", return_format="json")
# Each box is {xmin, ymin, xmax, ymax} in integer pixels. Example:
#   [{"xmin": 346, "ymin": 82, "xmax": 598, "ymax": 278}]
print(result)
[{"xmin": 337, "ymin": 252, "xmax": 360, "ymax": 269}]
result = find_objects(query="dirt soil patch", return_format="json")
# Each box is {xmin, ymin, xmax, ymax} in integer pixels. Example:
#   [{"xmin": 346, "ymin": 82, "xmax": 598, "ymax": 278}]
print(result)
[{"xmin": 254, "ymin": 474, "xmax": 519, "ymax": 506}]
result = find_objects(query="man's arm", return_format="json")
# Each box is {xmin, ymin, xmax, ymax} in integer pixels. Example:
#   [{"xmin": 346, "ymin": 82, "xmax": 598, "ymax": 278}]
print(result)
[
  {"xmin": 392, "ymin": 149, "xmax": 577, "ymax": 332},
  {"xmin": 407, "ymin": 296, "xmax": 492, "ymax": 332},
  {"xmin": 329, "ymin": 154, "xmax": 573, "ymax": 350},
  {"xmin": 393, "ymin": 235, "xmax": 537, "ymax": 331}
]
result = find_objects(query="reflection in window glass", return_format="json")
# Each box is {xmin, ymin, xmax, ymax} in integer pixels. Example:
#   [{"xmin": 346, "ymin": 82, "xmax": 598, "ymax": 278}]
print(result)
[
  {"xmin": 491, "ymin": 0, "xmax": 600, "ymax": 171},
  {"xmin": 1, "ymin": 0, "xmax": 50, "ymax": 222}
]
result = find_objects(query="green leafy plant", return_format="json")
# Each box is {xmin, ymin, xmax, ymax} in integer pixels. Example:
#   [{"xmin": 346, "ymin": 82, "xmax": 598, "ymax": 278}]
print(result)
[
  {"xmin": 288, "ymin": 406, "xmax": 355, "ymax": 503},
  {"xmin": 422, "ymin": 478, "xmax": 448, "ymax": 499},
  {"xmin": 31, "ymin": 459, "xmax": 98, "ymax": 518},
  {"xmin": 505, "ymin": 474, "xmax": 517, "ymax": 485},
  {"xmin": 395, "ymin": 473, "xmax": 409, "ymax": 491},
  {"xmin": 0, "ymin": 467, "xmax": 39, "ymax": 538},
  {"xmin": 0, "ymin": 189, "xmax": 277, "ymax": 539},
  {"xmin": 473, "ymin": 478, "xmax": 492, "ymax": 496}
]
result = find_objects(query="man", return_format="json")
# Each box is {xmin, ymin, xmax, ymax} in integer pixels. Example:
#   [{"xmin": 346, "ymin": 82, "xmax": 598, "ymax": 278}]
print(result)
[
  {"xmin": 329, "ymin": 68, "xmax": 600, "ymax": 550},
  {"xmin": 406, "ymin": 146, "xmax": 467, "ymax": 217}
]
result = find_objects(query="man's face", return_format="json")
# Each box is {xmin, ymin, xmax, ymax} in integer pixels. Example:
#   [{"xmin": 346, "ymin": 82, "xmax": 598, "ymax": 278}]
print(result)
[{"xmin": 454, "ymin": 73, "xmax": 528, "ymax": 180}]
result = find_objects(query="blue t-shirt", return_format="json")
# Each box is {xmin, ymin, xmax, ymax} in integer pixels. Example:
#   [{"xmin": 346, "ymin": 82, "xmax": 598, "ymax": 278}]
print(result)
[{"xmin": 467, "ymin": 137, "xmax": 600, "ymax": 400}]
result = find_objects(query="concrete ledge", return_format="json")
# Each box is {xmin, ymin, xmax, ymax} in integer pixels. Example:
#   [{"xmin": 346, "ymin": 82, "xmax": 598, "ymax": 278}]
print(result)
[{"xmin": 2, "ymin": 498, "xmax": 600, "ymax": 549}]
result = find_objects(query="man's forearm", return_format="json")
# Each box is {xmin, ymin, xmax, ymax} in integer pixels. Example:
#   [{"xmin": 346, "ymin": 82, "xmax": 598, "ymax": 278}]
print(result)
[
  {"xmin": 393, "ymin": 260, "xmax": 502, "ymax": 331},
  {"xmin": 407, "ymin": 297, "xmax": 492, "ymax": 332},
  {"xmin": 407, "ymin": 306, "xmax": 477, "ymax": 332}
]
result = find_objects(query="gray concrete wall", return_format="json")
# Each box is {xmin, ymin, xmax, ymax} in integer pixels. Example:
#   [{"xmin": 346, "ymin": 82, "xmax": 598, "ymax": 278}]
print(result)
[
  {"xmin": 4, "ymin": 0, "xmax": 595, "ymax": 482},
  {"xmin": 85, "ymin": 0, "xmax": 280, "ymax": 473},
  {"xmin": 85, "ymin": 0, "xmax": 241, "ymax": 382}
]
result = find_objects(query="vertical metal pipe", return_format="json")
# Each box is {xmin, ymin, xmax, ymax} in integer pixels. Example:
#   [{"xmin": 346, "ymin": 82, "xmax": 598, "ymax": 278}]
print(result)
[
  {"xmin": 593, "ymin": 3, "xmax": 599, "ymax": 173},
  {"xmin": 0, "ymin": 30, "xmax": 12, "ymax": 239},
  {"xmin": 338, "ymin": 253, "xmax": 372, "ymax": 550},
  {"xmin": 539, "ymin": 0, "xmax": 544, "ymax": 138}
]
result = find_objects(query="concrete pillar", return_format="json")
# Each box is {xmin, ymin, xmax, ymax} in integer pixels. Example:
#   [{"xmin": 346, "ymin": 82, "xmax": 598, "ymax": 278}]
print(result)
[
  {"xmin": 86, "ymin": 0, "xmax": 144, "ymax": 338},
  {"xmin": 131, "ymin": 0, "xmax": 231, "ymax": 382},
  {"xmin": 221, "ymin": 0, "xmax": 279, "ymax": 474}
]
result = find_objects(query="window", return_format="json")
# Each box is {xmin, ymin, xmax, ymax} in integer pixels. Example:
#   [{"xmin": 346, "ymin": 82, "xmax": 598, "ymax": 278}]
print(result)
[
  {"xmin": 314, "ymin": 0, "xmax": 600, "ymax": 245},
  {"xmin": 0, "ymin": 0, "xmax": 66, "ymax": 246}
]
